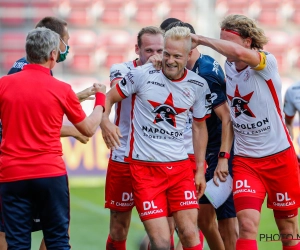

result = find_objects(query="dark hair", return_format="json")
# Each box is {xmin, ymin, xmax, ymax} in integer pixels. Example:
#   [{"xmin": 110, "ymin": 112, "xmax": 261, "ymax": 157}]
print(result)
[
  {"xmin": 165, "ymin": 21, "xmax": 196, "ymax": 34},
  {"xmin": 137, "ymin": 26, "xmax": 163, "ymax": 48},
  {"xmin": 35, "ymin": 16, "xmax": 68, "ymax": 38},
  {"xmin": 160, "ymin": 18, "xmax": 181, "ymax": 31}
]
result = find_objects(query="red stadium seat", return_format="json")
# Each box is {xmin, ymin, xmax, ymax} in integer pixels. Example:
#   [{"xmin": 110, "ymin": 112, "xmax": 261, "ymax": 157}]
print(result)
[
  {"xmin": 65, "ymin": 30, "xmax": 98, "ymax": 73},
  {"xmin": 0, "ymin": 7, "xmax": 26, "ymax": 27},
  {"xmin": 167, "ymin": 0, "xmax": 192, "ymax": 22},
  {"xmin": 29, "ymin": 0, "xmax": 59, "ymax": 8},
  {"xmin": 1, "ymin": 52, "xmax": 25, "ymax": 72},
  {"xmin": 1, "ymin": 32, "xmax": 27, "ymax": 53},
  {"xmin": 0, "ymin": 0, "xmax": 26, "ymax": 7},
  {"xmin": 30, "ymin": 7, "xmax": 56, "ymax": 24},
  {"xmin": 67, "ymin": 53, "xmax": 97, "ymax": 73},
  {"xmin": 257, "ymin": 9, "xmax": 282, "ymax": 26},
  {"xmin": 264, "ymin": 31, "xmax": 291, "ymax": 72},
  {"xmin": 291, "ymin": 33, "xmax": 300, "ymax": 69},
  {"xmin": 65, "ymin": 7, "xmax": 95, "ymax": 27},
  {"xmin": 68, "ymin": 30, "xmax": 97, "ymax": 51},
  {"xmin": 100, "ymin": 3, "xmax": 125, "ymax": 25},
  {"xmin": 259, "ymin": 0, "xmax": 281, "ymax": 9},
  {"xmin": 97, "ymin": 31, "xmax": 133, "ymax": 68},
  {"xmin": 291, "ymin": 9, "xmax": 300, "ymax": 25},
  {"xmin": 133, "ymin": 1, "xmax": 158, "ymax": 25}
]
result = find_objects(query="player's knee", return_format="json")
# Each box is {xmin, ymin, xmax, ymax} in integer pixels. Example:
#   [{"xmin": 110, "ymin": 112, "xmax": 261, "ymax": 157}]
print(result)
[
  {"xmin": 198, "ymin": 214, "xmax": 216, "ymax": 231},
  {"xmin": 238, "ymin": 217, "xmax": 258, "ymax": 236},
  {"xmin": 218, "ymin": 218, "xmax": 238, "ymax": 240},
  {"xmin": 110, "ymin": 220, "xmax": 130, "ymax": 240},
  {"xmin": 177, "ymin": 226, "xmax": 199, "ymax": 245},
  {"xmin": 149, "ymin": 236, "xmax": 170, "ymax": 250}
]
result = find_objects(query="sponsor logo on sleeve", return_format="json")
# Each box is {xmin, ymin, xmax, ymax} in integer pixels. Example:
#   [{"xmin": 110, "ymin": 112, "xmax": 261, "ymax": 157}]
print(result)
[
  {"xmin": 149, "ymin": 70, "xmax": 160, "ymax": 74},
  {"xmin": 187, "ymin": 79, "xmax": 204, "ymax": 87}
]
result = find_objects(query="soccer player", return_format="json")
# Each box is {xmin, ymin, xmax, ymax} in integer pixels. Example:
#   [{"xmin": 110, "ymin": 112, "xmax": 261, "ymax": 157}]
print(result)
[
  {"xmin": 103, "ymin": 26, "xmax": 211, "ymax": 250},
  {"xmin": 0, "ymin": 27, "xmax": 106, "ymax": 249},
  {"xmin": 163, "ymin": 21, "xmax": 238, "ymax": 250},
  {"xmin": 284, "ymin": 82, "xmax": 300, "ymax": 146},
  {"xmin": 191, "ymin": 14, "xmax": 300, "ymax": 250},
  {"xmin": 100, "ymin": 26, "xmax": 164, "ymax": 250}
]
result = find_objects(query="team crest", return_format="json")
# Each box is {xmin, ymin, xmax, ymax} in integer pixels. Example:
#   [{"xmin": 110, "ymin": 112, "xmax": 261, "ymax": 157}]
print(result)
[
  {"xmin": 227, "ymin": 85, "xmax": 256, "ymax": 118},
  {"xmin": 148, "ymin": 93, "xmax": 187, "ymax": 127}
]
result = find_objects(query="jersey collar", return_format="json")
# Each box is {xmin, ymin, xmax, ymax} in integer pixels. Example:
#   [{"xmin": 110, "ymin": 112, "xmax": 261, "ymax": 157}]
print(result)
[{"xmin": 22, "ymin": 64, "xmax": 52, "ymax": 75}]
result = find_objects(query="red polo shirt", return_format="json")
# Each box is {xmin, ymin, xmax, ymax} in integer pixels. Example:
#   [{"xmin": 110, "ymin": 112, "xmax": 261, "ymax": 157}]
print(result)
[{"xmin": 0, "ymin": 64, "xmax": 86, "ymax": 182}]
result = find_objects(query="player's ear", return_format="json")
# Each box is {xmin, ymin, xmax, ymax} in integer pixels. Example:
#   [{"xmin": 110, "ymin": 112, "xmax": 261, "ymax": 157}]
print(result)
[
  {"xmin": 243, "ymin": 37, "xmax": 252, "ymax": 49},
  {"xmin": 135, "ymin": 44, "xmax": 139, "ymax": 55},
  {"xmin": 50, "ymin": 49, "xmax": 57, "ymax": 61}
]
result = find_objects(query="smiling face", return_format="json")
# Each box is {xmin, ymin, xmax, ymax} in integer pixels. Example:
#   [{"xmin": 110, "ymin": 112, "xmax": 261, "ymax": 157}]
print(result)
[
  {"xmin": 162, "ymin": 37, "xmax": 192, "ymax": 80},
  {"xmin": 135, "ymin": 33, "xmax": 164, "ymax": 65}
]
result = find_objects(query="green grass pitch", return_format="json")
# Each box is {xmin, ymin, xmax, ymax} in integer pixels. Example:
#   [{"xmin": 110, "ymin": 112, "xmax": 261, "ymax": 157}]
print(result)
[{"xmin": 30, "ymin": 184, "xmax": 298, "ymax": 249}]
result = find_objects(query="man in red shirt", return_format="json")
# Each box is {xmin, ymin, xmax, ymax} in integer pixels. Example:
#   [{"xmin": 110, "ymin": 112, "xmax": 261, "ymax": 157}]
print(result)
[{"xmin": 0, "ymin": 27, "xmax": 106, "ymax": 249}]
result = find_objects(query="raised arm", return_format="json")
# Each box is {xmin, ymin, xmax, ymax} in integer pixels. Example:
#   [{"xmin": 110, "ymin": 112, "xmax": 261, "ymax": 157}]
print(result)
[
  {"xmin": 191, "ymin": 33, "xmax": 261, "ymax": 68},
  {"xmin": 76, "ymin": 86, "xmax": 96, "ymax": 102},
  {"xmin": 192, "ymin": 120, "xmax": 208, "ymax": 199},
  {"xmin": 73, "ymin": 84, "xmax": 106, "ymax": 137}
]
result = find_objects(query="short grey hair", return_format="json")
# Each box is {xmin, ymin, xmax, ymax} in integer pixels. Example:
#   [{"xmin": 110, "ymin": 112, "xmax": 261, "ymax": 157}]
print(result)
[
  {"xmin": 26, "ymin": 27, "xmax": 60, "ymax": 64},
  {"xmin": 164, "ymin": 26, "xmax": 192, "ymax": 52}
]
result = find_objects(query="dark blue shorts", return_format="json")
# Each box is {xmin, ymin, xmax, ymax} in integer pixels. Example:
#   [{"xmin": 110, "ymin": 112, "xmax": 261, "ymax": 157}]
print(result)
[
  {"xmin": 199, "ymin": 147, "xmax": 236, "ymax": 220},
  {"xmin": 0, "ymin": 200, "xmax": 42, "ymax": 232},
  {"xmin": 0, "ymin": 174, "xmax": 70, "ymax": 249}
]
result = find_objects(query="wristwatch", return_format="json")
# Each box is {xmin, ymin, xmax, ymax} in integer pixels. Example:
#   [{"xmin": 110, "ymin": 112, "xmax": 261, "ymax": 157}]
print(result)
[{"xmin": 218, "ymin": 152, "xmax": 230, "ymax": 159}]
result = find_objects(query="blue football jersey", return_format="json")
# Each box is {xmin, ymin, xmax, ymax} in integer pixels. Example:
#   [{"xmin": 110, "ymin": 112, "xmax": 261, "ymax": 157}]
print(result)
[{"xmin": 192, "ymin": 54, "xmax": 226, "ymax": 149}]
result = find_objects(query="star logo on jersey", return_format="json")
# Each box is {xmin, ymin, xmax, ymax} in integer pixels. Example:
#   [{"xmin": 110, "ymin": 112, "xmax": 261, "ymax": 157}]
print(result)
[
  {"xmin": 227, "ymin": 85, "xmax": 256, "ymax": 118},
  {"xmin": 148, "ymin": 93, "xmax": 187, "ymax": 127}
]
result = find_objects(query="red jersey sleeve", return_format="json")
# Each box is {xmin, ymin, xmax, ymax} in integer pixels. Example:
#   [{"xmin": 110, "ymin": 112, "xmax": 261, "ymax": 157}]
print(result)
[{"xmin": 63, "ymin": 88, "xmax": 86, "ymax": 124}]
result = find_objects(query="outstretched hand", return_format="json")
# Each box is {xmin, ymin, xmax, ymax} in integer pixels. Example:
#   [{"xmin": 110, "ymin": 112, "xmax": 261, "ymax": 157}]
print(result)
[
  {"xmin": 74, "ymin": 134, "xmax": 90, "ymax": 144},
  {"xmin": 93, "ymin": 83, "xmax": 106, "ymax": 94},
  {"xmin": 190, "ymin": 33, "xmax": 200, "ymax": 50},
  {"xmin": 100, "ymin": 118, "xmax": 122, "ymax": 150},
  {"xmin": 213, "ymin": 158, "xmax": 229, "ymax": 186},
  {"xmin": 195, "ymin": 168, "xmax": 206, "ymax": 199},
  {"xmin": 76, "ymin": 86, "xmax": 96, "ymax": 103}
]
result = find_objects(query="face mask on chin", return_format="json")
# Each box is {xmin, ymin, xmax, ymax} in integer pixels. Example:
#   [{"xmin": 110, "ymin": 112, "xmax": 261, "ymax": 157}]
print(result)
[{"xmin": 56, "ymin": 38, "xmax": 70, "ymax": 63}]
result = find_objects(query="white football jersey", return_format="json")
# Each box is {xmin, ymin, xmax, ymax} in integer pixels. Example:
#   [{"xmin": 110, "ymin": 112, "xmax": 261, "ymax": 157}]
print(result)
[
  {"xmin": 116, "ymin": 63, "xmax": 212, "ymax": 164},
  {"xmin": 225, "ymin": 52, "xmax": 291, "ymax": 157},
  {"xmin": 284, "ymin": 81, "xmax": 300, "ymax": 119},
  {"xmin": 109, "ymin": 60, "xmax": 137, "ymax": 162}
]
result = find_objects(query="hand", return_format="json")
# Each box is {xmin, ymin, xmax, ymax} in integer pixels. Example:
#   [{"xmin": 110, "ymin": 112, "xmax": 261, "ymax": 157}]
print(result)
[
  {"xmin": 194, "ymin": 167, "xmax": 206, "ymax": 199},
  {"xmin": 190, "ymin": 33, "xmax": 200, "ymax": 50},
  {"xmin": 213, "ymin": 158, "xmax": 229, "ymax": 186},
  {"xmin": 93, "ymin": 83, "xmax": 106, "ymax": 94},
  {"xmin": 74, "ymin": 134, "xmax": 89, "ymax": 144},
  {"xmin": 100, "ymin": 117, "xmax": 122, "ymax": 149},
  {"xmin": 146, "ymin": 54, "xmax": 163, "ymax": 70},
  {"xmin": 76, "ymin": 86, "xmax": 96, "ymax": 103}
]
